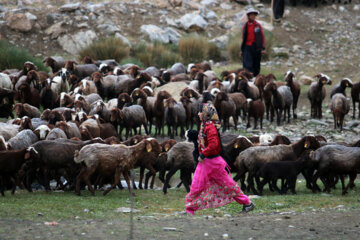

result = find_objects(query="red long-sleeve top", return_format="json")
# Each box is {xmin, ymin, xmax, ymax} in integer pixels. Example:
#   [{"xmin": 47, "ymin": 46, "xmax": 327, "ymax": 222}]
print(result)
[{"xmin": 199, "ymin": 123, "xmax": 221, "ymax": 159}]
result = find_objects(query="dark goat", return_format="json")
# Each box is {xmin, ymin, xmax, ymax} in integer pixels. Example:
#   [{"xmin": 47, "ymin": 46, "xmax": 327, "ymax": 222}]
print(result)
[
  {"xmin": 153, "ymin": 91, "xmax": 172, "ymax": 136},
  {"xmin": 164, "ymin": 98, "xmax": 186, "ymax": 138},
  {"xmin": 245, "ymin": 99, "xmax": 265, "ymax": 129}
]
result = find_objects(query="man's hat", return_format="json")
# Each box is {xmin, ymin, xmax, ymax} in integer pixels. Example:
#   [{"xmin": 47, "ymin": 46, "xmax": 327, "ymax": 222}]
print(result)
[{"xmin": 246, "ymin": 7, "xmax": 259, "ymax": 15}]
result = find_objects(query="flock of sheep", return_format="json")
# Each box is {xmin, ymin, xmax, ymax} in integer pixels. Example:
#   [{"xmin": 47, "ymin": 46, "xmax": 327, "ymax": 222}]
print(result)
[{"xmin": 0, "ymin": 56, "xmax": 359, "ymax": 197}]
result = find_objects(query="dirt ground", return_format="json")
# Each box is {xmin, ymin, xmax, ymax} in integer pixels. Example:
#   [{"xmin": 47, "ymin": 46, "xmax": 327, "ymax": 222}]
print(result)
[{"xmin": 1, "ymin": 209, "xmax": 359, "ymax": 239}]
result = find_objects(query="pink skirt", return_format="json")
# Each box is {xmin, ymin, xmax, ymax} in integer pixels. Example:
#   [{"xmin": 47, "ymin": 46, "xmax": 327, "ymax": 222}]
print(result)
[{"xmin": 185, "ymin": 156, "xmax": 250, "ymax": 214}]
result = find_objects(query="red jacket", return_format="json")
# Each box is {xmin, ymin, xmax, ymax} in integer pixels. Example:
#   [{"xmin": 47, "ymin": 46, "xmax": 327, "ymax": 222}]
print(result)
[
  {"xmin": 241, "ymin": 20, "xmax": 266, "ymax": 51},
  {"xmin": 199, "ymin": 124, "xmax": 221, "ymax": 159}
]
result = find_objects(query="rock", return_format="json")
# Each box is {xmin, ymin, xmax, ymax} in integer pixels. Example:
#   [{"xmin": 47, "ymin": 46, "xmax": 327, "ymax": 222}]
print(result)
[
  {"xmin": 58, "ymin": 30, "xmax": 97, "ymax": 54},
  {"xmin": 234, "ymin": 11, "xmax": 247, "ymax": 23},
  {"xmin": 113, "ymin": 3, "xmax": 130, "ymax": 14},
  {"xmin": 200, "ymin": 0, "xmax": 219, "ymax": 7},
  {"xmin": 339, "ymin": 6, "xmax": 346, "ymax": 12},
  {"xmin": 97, "ymin": 24, "xmax": 121, "ymax": 35},
  {"xmin": 168, "ymin": 0, "xmax": 183, "ymax": 7},
  {"xmin": 204, "ymin": 10, "xmax": 217, "ymax": 20},
  {"xmin": 86, "ymin": 3, "xmax": 105, "ymax": 12},
  {"xmin": 45, "ymin": 13, "xmax": 62, "ymax": 25},
  {"xmin": 163, "ymin": 227, "xmax": 177, "ymax": 231},
  {"xmin": 347, "ymin": 120, "xmax": 360, "ymax": 128},
  {"xmin": 115, "ymin": 207, "xmax": 140, "ymax": 213},
  {"xmin": 115, "ymin": 33, "xmax": 131, "ymax": 46},
  {"xmin": 154, "ymin": 82, "xmax": 188, "ymax": 101},
  {"xmin": 354, "ymin": 5, "xmax": 360, "ymax": 11},
  {"xmin": 255, "ymin": 4, "xmax": 265, "ymax": 9},
  {"xmin": 59, "ymin": 2, "xmax": 82, "ymax": 12},
  {"xmin": 273, "ymin": 47, "xmax": 289, "ymax": 55},
  {"xmin": 356, "ymin": 23, "xmax": 360, "ymax": 30},
  {"xmin": 6, "ymin": 13, "xmax": 32, "ymax": 32},
  {"xmin": 45, "ymin": 22, "xmax": 66, "ymax": 39},
  {"xmin": 210, "ymin": 35, "xmax": 228, "ymax": 49},
  {"xmin": 25, "ymin": 12, "xmax": 37, "ymax": 21},
  {"xmin": 257, "ymin": 20, "xmax": 274, "ymax": 32},
  {"xmin": 307, "ymin": 119, "xmax": 329, "ymax": 127},
  {"xmin": 178, "ymin": 13, "xmax": 208, "ymax": 31},
  {"xmin": 140, "ymin": 25, "xmax": 180, "ymax": 44},
  {"xmin": 220, "ymin": 3, "xmax": 232, "ymax": 10},
  {"xmin": 299, "ymin": 75, "xmax": 313, "ymax": 85},
  {"xmin": 0, "ymin": 5, "xmax": 6, "ymax": 13}
]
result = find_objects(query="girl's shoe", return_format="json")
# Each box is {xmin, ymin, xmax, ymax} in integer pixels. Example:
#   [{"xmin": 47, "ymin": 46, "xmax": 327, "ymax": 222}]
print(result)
[{"xmin": 242, "ymin": 202, "xmax": 255, "ymax": 213}]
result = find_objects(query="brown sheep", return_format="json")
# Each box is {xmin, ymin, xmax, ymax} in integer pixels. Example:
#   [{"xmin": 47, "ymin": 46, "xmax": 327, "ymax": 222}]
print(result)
[
  {"xmin": 65, "ymin": 60, "xmax": 98, "ymax": 80},
  {"xmin": 164, "ymin": 97, "xmax": 187, "ymax": 138},
  {"xmin": 17, "ymin": 83, "xmax": 41, "ymax": 108},
  {"xmin": 13, "ymin": 103, "xmax": 41, "ymax": 118},
  {"xmin": 43, "ymin": 57, "xmax": 65, "ymax": 73},
  {"xmin": 214, "ymin": 91, "xmax": 238, "ymax": 132},
  {"xmin": 330, "ymin": 93, "xmax": 350, "ymax": 131},
  {"xmin": 245, "ymin": 99, "xmax": 265, "ymax": 129},
  {"xmin": 131, "ymin": 88, "xmax": 156, "ymax": 133},
  {"xmin": 307, "ymin": 73, "xmax": 331, "ymax": 119},
  {"xmin": 351, "ymin": 81, "xmax": 360, "ymax": 119},
  {"xmin": 254, "ymin": 73, "xmax": 276, "ymax": 100},
  {"xmin": 117, "ymin": 93, "xmax": 132, "ymax": 109},
  {"xmin": 236, "ymin": 77, "xmax": 260, "ymax": 100},
  {"xmin": 153, "ymin": 90, "xmax": 172, "ymax": 136},
  {"xmin": 285, "ymin": 71, "xmax": 301, "ymax": 119},
  {"xmin": 330, "ymin": 78, "xmax": 353, "ymax": 98}
]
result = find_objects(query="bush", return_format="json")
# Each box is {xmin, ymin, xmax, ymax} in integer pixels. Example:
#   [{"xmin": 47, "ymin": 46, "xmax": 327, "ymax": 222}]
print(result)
[
  {"xmin": 226, "ymin": 32, "xmax": 242, "ymax": 62},
  {"xmin": 178, "ymin": 35, "xmax": 208, "ymax": 64},
  {"xmin": 0, "ymin": 40, "xmax": 48, "ymax": 72},
  {"xmin": 134, "ymin": 41, "xmax": 181, "ymax": 68},
  {"xmin": 120, "ymin": 57, "xmax": 144, "ymax": 68},
  {"xmin": 206, "ymin": 42, "xmax": 223, "ymax": 62},
  {"xmin": 78, "ymin": 37, "xmax": 130, "ymax": 63}
]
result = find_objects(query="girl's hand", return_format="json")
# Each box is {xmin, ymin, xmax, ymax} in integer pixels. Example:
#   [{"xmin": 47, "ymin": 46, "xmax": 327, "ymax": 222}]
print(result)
[
  {"xmin": 198, "ymin": 112, "xmax": 203, "ymax": 121},
  {"xmin": 198, "ymin": 157, "xmax": 204, "ymax": 163}
]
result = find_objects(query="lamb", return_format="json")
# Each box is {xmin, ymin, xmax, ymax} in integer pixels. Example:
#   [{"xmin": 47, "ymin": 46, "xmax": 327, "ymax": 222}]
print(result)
[
  {"xmin": 60, "ymin": 92, "xmax": 74, "ymax": 108},
  {"xmin": 113, "ymin": 74, "xmax": 149, "ymax": 95},
  {"xmin": 309, "ymin": 145, "xmax": 360, "ymax": 195},
  {"xmin": 51, "ymin": 68, "xmax": 70, "ymax": 94},
  {"xmin": 193, "ymin": 70, "xmax": 218, "ymax": 93},
  {"xmin": 33, "ymin": 125, "xmax": 51, "ymax": 140},
  {"xmin": 78, "ymin": 79, "xmax": 98, "ymax": 95},
  {"xmin": 65, "ymin": 60, "xmax": 98, "ymax": 80},
  {"xmin": 234, "ymin": 136, "xmax": 320, "ymax": 194},
  {"xmin": 48, "ymin": 109, "xmax": 65, "ymax": 125},
  {"xmin": 110, "ymin": 105, "xmax": 148, "ymax": 140},
  {"xmin": 285, "ymin": 71, "xmax": 301, "ymax": 119},
  {"xmin": 161, "ymin": 63, "xmax": 187, "ymax": 82},
  {"xmin": 164, "ymin": 97, "xmax": 187, "ymax": 138},
  {"xmin": 330, "ymin": 93, "xmax": 350, "ymax": 131},
  {"xmin": 131, "ymin": 88, "xmax": 156, "ymax": 133},
  {"xmin": 74, "ymin": 138, "xmax": 161, "ymax": 196},
  {"xmin": 257, "ymin": 159, "xmax": 308, "ymax": 195},
  {"xmin": 89, "ymin": 101, "xmax": 111, "ymax": 122},
  {"xmin": 307, "ymin": 73, "xmax": 331, "ymax": 119},
  {"xmin": 8, "ymin": 130, "xmax": 39, "ymax": 150},
  {"xmin": 330, "ymin": 78, "xmax": 353, "ymax": 98},
  {"xmin": 351, "ymin": 81, "xmax": 360, "ymax": 119},
  {"xmin": 0, "ymin": 147, "xmax": 40, "ymax": 196},
  {"xmin": 79, "ymin": 119, "xmax": 100, "ymax": 140},
  {"xmin": 45, "ymin": 128, "xmax": 67, "ymax": 140},
  {"xmin": 181, "ymin": 88, "xmax": 201, "ymax": 129},
  {"xmin": 214, "ymin": 91, "xmax": 238, "ymax": 132},
  {"xmin": 159, "ymin": 141, "xmax": 195, "ymax": 194},
  {"xmin": 254, "ymin": 73, "xmax": 276, "ymax": 100},
  {"xmin": 237, "ymin": 77, "xmax": 260, "ymax": 100},
  {"xmin": 55, "ymin": 121, "xmax": 81, "ymax": 139},
  {"xmin": 117, "ymin": 93, "xmax": 132, "ymax": 109},
  {"xmin": 43, "ymin": 56, "xmax": 65, "ymax": 73},
  {"xmin": 245, "ymin": 99, "xmax": 265, "ymax": 129},
  {"xmin": 91, "ymin": 71, "xmax": 115, "ymax": 99},
  {"xmin": 13, "ymin": 103, "xmax": 41, "ymax": 118},
  {"xmin": 264, "ymin": 81, "xmax": 293, "ymax": 125}
]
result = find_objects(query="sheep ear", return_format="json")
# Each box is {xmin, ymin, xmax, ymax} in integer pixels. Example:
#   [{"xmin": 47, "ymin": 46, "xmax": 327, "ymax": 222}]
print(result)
[
  {"xmin": 146, "ymin": 142, "xmax": 152, "ymax": 152},
  {"xmin": 164, "ymin": 144, "xmax": 169, "ymax": 152},
  {"xmin": 24, "ymin": 152, "xmax": 31, "ymax": 160},
  {"xmin": 234, "ymin": 143, "xmax": 239, "ymax": 149}
]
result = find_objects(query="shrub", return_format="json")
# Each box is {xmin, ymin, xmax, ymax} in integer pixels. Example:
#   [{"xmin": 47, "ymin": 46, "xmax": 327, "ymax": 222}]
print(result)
[
  {"xmin": 226, "ymin": 32, "xmax": 242, "ymax": 62},
  {"xmin": 134, "ymin": 41, "xmax": 181, "ymax": 68},
  {"xmin": 206, "ymin": 42, "xmax": 223, "ymax": 62},
  {"xmin": 0, "ymin": 40, "xmax": 48, "ymax": 72},
  {"xmin": 78, "ymin": 37, "xmax": 130, "ymax": 63},
  {"xmin": 120, "ymin": 57, "xmax": 144, "ymax": 68},
  {"xmin": 178, "ymin": 35, "xmax": 208, "ymax": 64}
]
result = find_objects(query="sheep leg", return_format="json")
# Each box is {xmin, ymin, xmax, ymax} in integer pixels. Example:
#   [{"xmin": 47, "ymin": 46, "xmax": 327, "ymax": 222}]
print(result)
[
  {"xmin": 42, "ymin": 169, "xmax": 51, "ymax": 192},
  {"xmin": 287, "ymin": 107, "xmax": 291, "ymax": 123},
  {"xmin": 253, "ymin": 116, "xmax": 257, "ymax": 129},
  {"xmin": 75, "ymin": 167, "xmax": 86, "ymax": 196},
  {"xmin": 247, "ymin": 171, "xmax": 259, "ymax": 195},
  {"xmin": 260, "ymin": 116, "xmax": 263, "ymax": 129},
  {"xmin": 103, "ymin": 168, "xmax": 121, "ymax": 196},
  {"xmin": 0, "ymin": 176, "xmax": 4, "ymax": 196},
  {"xmin": 258, "ymin": 178, "xmax": 268, "ymax": 195},
  {"xmin": 271, "ymin": 179, "xmax": 282, "ymax": 195},
  {"xmin": 163, "ymin": 168, "xmax": 177, "ymax": 194},
  {"xmin": 143, "ymin": 123, "xmax": 149, "ymax": 135},
  {"xmin": 138, "ymin": 167, "xmax": 144, "ymax": 189},
  {"xmin": 343, "ymin": 173, "xmax": 357, "ymax": 195},
  {"xmin": 123, "ymin": 171, "xmax": 135, "ymax": 197},
  {"xmin": 129, "ymin": 171, "xmax": 137, "ymax": 190},
  {"xmin": 180, "ymin": 168, "xmax": 191, "ymax": 193},
  {"xmin": 312, "ymin": 171, "xmax": 321, "ymax": 193},
  {"xmin": 10, "ymin": 176, "xmax": 16, "ymax": 195},
  {"xmin": 144, "ymin": 171, "xmax": 151, "ymax": 189},
  {"xmin": 246, "ymin": 113, "xmax": 251, "ymax": 128}
]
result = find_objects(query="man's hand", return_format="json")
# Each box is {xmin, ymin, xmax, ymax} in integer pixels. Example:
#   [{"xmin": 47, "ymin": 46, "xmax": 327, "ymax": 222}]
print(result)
[
  {"xmin": 198, "ymin": 157, "xmax": 204, "ymax": 163},
  {"xmin": 261, "ymin": 50, "xmax": 266, "ymax": 55}
]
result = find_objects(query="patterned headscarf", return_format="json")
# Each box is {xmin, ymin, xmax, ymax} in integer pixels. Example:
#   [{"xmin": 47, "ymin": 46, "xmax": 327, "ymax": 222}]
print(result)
[{"xmin": 198, "ymin": 103, "xmax": 221, "ymax": 152}]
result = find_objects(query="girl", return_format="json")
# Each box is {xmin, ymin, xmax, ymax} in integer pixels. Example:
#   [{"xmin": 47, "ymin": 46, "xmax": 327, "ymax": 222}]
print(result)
[{"xmin": 185, "ymin": 103, "xmax": 255, "ymax": 215}]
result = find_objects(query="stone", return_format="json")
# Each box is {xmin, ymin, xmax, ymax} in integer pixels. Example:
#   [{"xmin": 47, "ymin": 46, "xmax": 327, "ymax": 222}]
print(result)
[
  {"xmin": 97, "ymin": 24, "xmax": 121, "ymax": 35},
  {"xmin": 140, "ymin": 24, "xmax": 181, "ymax": 44},
  {"xmin": 86, "ymin": 3, "xmax": 105, "ymax": 12},
  {"xmin": 113, "ymin": 3, "xmax": 130, "ymax": 14},
  {"xmin": 356, "ymin": 23, "xmax": 360, "ymax": 30},
  {"xmin": 257, "ymin": 20, "xmax": 274, "ymax": 32},
  {"xmin": 210, "ymin": 35, "xmax": 228, "ymax": 49},
  {"xmin": 59, "ymin": 2, "xmax": 82, "ymax": 12},
  {"xmin": 163, "ymin": 227, "xmax": 177, "ymax": 231},
  {"xmin": 115, "ymin": 207, "xmax": 140, "ymax": 213},
  {"xmin": 200, "ymin": 0, "xmax": 219, "ymax": 7},
  {"xmin": 57, "ymin": 30, "xmax": 97, "ymax": 54},
  {"xmin": 220, "ymin": 3, "xmax": 232, "ymax": 10},
  {"xmin": 307, "ymin": 119, "xmax": 329, "ymax": 127},
  {"xmin": 45, "ymin": 13, "xmax": 62, "ymax": 25},
  {"xmin": 178, "ymin": 13, "xmax": 208, "ymax": 31},
  {"xmin": 168, "ymin": 0, "xmax": 183, "ymax": 7},
  {"xmin": 45, "ymin": 22, "xmax": 66, "ymax": 39},
  {"xmin": 25, "ymin": 12, "xmax": 37, "ymax": 21},
  {"xmin": 0, "ymin": 5, "xmax": 7, "ymax": 13},
  {"xmin": 6, "ymin": 13, "xmax": 32, "ymax": 32},
  {"xmin": 115, "ymin": 33, "xmax": 131, "ymax": 46}
]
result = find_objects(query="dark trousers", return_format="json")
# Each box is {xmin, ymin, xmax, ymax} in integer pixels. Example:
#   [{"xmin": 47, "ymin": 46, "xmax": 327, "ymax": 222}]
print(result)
[
  {"xmin": 273, "ymin": 0, "xmax": 285, "ymax": 19},
  {"xmin": 242, "ymin": 44, "xmax": 261, "ymax": 77}
]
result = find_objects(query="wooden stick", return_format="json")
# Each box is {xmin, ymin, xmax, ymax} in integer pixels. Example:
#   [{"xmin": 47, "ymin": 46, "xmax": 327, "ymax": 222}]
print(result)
[{"xmin": 270, "ymin": 0, "xmax": 274, "ymax": 25}]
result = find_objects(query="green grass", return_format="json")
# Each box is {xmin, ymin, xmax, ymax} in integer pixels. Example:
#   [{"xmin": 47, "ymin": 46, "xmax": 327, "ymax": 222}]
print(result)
[{"xmin": 1, "ymin": 180, "xmax": 360, "ymax": 221}]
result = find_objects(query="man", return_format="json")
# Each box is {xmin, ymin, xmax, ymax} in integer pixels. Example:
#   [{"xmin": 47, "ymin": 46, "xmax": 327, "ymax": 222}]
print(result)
[
  {"xmin": 240, "ymin": 8, "xmax": 266, "ymax": 77},
  {"xmin": 273, "ymin": 0, "xmax": 285, "ymax": 21}
]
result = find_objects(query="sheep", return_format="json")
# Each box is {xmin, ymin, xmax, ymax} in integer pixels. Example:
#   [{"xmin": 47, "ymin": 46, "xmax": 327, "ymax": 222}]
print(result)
[
  {"xmin": 351, "ymin": 81, "xmax": 360, "ymax": 119},
  {"xmin": 187, "ymin": 62, "xmax": 211, "ymax": 77},
  {"xmin": 117, "ymin": 93, "xmax": 132, "ymax": 109},
  {"xmin": 330, "ymin": 93, "xmax": 350, "ymax": 131},
  {"xmin": 170, "ymin": 73, "xmax": 190, "ymax": 83},
  {"xmin": 179, "ymin": 96, "xmax": 192, "ymax": 129},
  {"xmin": 257, "ymin": 159, "xmax": 309, "ymax": 195},
  {"xmin": 143, "ymin": 66, "xmax": 161, "ymax": 79},
  {"xmin": 74, "ymin": 138, "xmax": 161, "ymax": 196},
  {"xmin": 114, "ymin": 73, "xmax": 149, "ymax": 95},
  {"xmin": 110, "ymin": 105, "xmax": 148, "ymax": 140},
  {"xmin": 91, "ymin": 71, "xmax": 115, "ymax": 99},
  {"xmin": 254, "ymin": 73, "xmax": 276, "ymax": 100},
  {"xmin": 153, "ymin": 90, "xmax": 172, "ymax": 136},
  {"xmin": 237, "ymin": 77, "xmax": 260, "ymax": 100},
  {"xmin": 123, "ymin": 65, "xmax": 141, "ymax": 78},
  {"xmin": 78, "ymin": 79, "xmax": 98, "ymax": 95},
  {"xmin": 8, "ymin": 130, "xmax": 39, "ymax": 150},
  {"xmin": 55, "ymin": 121, "xmax": 81, "ymax": 139},
  {"xmin": 0, "ymin": 73, "xmax": 12, "ymax": 89},
  {"xmin": 40, "ymin": 79, "xmax": 59, "ymax": 110},
  {"xmin": 159, "ymin": 141, "xmax": 195, "ymax": 194},
  {"xmin": 164, "ymin": 97, "xmax": 187, "ymax": 138},
  {"xmin": 79, "ymin": 119, "xmax": 100, "ymax": 140},
  {"xmin": 65, "ymin": 60, "xmax": 98, "ymax": 80},
  {"xmin": 245, "ymin": 99, "xmax": 265, "ymax": 129},
  {"xmin": 214, "ymin": 91, "xmax": 238, "ymax": 132},
  {"xmin": 0, "ymin": 136, "xmax": 9, "ymax": 151},
  {"xmin": 13, "ymin": 103, "xmax": 41, "ymax": 118},
  {"xmin": 131, "ymin": 88, "xmax": 156, "ymax": 133},
  {"xmin": 330, "ymin": 78, "xmax": 353, "ymax": 98},
  {"xmin": 15, "ymin": 61, "xmax": 37, "ymax": 80},
  {"xmin": 0, "ymin": 88, "xmax": 15, "ymax": 119},
  {"xmin": 17, "ymin": 116, "xmax": 33, "ymax": 132},
  {"xmin": 161, "ymin": 63, "xmax": 187, "ymax": 82},
  {"xmin": 17, "ymin": 83, "xmax": 41, "ymax": 108},
  {"xmin": 309, "ymin": 145, "xmax": 360, "ymax": 195},
  {"xmin": 43, "ymin": 56, "xmax": 65, "ymax": 73},
  {"xmin": 48, "ymin": 109, "xmax": 65, "ymax": 125},
  {"xmin": 259, "ymin": 133, "xmax": 273, "ymax": 145},
  {"xmin": 181, "ymin": 88, "xmax": 201, "ymax": 129},
  {"xmin": 264, "ymin": 82, "xmax": 293, "ymax": 125},
  {"xmin": 193, "ymin": 70, "xmax": 218, "ymax": 93},
  {"xmin": 285, "ymin": 71, "xmax": 301, "ymax": 119},
  {"xmin": 45, "ymin": 128, "xmax": 67, "ymax": 140},
  {"xmin": 33, "ymin": 125, "xmax": 51, "ymax": 140},
  {"xmin": 89, "ymin": 101, "xmax": 111, "ymax": 122},
  {"xmin": 60, "ymin": 92, "xmax": 74, "ymax": 108},
  {"xmin": 307, "ymin": 73, "xmax": 331, "ymax": 119},
  {"xmin": 234, "ymin": 136, "xmax": 320, "ymax": 194},
  {"xmin": 51, "ymin": 68, "xmax": 70, "ymax": 94},
  {"xmin": 0, "ymin": 147, "xmax": 40, "ymax": 196}
]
